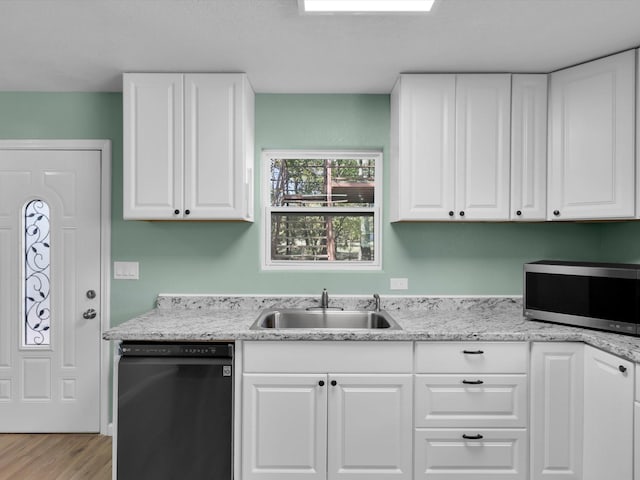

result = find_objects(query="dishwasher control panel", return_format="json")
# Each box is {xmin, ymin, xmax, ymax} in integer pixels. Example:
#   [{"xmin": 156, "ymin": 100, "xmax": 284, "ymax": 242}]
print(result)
[{"xmin": 120, "ymin": 342, "xmax": 233, "ymax": 358}]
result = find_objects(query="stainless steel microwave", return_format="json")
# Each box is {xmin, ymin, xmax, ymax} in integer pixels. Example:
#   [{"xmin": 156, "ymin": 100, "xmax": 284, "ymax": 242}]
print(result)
[{"xmin": 523, "ymin": 260, "xmax": 640, "ymax": 336}]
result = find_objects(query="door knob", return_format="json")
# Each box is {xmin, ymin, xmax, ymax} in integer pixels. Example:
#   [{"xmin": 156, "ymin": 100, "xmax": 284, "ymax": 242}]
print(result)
[{"xmin": 83, "ymin": 308, "xmax": 97, "ymax": 320}]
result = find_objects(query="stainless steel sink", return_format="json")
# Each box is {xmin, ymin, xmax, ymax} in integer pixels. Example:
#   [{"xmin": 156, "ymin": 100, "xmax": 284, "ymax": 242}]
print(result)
[{"xmin": 250, "ymin": 308, "xmax": 402, "ymax": 330}]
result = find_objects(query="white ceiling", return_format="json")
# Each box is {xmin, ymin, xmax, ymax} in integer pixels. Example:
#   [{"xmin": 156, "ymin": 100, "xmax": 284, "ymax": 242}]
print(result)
[{"xmin": 1, "ymin": 0, "xmax": 639, "ymax": 93}]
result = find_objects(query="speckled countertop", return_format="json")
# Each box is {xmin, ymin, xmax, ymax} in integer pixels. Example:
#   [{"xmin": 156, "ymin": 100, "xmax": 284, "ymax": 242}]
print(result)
[{"xmin": 103, "ymin": 294, "xmax": 640, "ymax": 363}]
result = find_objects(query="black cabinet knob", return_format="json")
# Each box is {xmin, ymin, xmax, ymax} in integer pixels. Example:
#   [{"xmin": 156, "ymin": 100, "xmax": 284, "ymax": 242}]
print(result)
[
  {"xmin": 185, "ymin": 209, "xmax": 191, "ymax": 215},
  {"xmin": 318, "ymin": 380, "xmax": 325, "ymax": 386},
  {"xmin": 553, "ymin": 210, "xmax": 560, "ymax": 217},
  {"xmin": 516, "ymin": 210, "xmax": 522, "ymax": 216},
  {"xmin": 330, "ymin": 380, "xmax": 337, "ymax": 386},
  {"xmin": 448, "ymin": 211, "xmax": 454, "ymax": 217},
  {"xmin": 174, "ymin": 209, "xmax": 180, "ymax": 215},
  {"xmin": 619, "ymin": 365, "xmax": 627, "ymax": 373},
  {"xmin": 459, "ymin": 211, "xmax": 465, "ymax": 217},
  {"xmin": 462, "ymin": 434, "xmax": 484, "ymax": 440}
]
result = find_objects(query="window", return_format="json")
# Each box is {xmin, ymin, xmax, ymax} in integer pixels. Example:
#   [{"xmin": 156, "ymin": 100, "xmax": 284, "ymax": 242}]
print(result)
[{"xmin": 262, "ymin": 150, "xmax": 381, "ymax": 270}]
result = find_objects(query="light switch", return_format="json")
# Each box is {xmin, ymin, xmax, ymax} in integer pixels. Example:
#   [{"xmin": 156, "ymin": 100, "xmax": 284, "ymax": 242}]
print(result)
[
  {"xmin": 114, "ymin": 261, "xmax": 139, "ymax": 280},
  {"xmin": 390, "ymin": 277, "xmax": 409, "ymax": 290}
]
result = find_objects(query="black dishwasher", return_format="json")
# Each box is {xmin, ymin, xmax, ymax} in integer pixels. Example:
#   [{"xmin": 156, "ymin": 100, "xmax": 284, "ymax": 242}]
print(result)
[{"xmin": 117, "ymin": 342, "xmax": 233, "ymax": 480}]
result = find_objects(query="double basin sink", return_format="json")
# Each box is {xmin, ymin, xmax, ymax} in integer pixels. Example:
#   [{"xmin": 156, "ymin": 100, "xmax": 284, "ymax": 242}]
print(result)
[{"xmin": 250, "ymin": 308, "xmax": 402, "ymax": 331}]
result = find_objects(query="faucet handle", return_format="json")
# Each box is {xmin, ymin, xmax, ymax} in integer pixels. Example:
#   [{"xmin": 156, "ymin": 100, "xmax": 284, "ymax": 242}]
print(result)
[
  {"xmin": 373, "ymin": 293, "xmax": 381, "ymax": 312},
  {"xmin": 321, "ymin": 288, "xmax": 329, "ymax": 309}
]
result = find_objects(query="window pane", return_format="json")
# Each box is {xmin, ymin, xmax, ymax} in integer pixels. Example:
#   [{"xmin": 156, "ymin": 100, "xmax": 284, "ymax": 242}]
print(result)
[
  {"xmin": 270, "ymin": 157, "xmax": 375, "ymax": 207},
  {"xmin": 24, "ymin": 200, "xmax": 51, "ymax": 347},
  {"xmin": 271, "ymin": 213, "xmax": 375, "ymax": 262}
]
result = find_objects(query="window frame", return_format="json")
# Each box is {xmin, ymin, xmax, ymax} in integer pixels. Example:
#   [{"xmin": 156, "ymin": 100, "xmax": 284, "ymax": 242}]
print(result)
[{"xmin": 261, "ymin": 149, "xmax": 382, "ymax": 271}]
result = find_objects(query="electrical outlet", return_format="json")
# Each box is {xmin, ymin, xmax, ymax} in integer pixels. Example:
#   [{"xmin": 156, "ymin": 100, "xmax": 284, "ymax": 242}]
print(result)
[{"xmin": 390, "ymin": 277, "xmax": 408, "ymax": 290}]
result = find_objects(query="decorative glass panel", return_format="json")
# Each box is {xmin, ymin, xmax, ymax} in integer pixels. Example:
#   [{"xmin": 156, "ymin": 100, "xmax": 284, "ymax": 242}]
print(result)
[{"xmin": 24, "ymin": 200, "xmax": 51, "ymax": 347}]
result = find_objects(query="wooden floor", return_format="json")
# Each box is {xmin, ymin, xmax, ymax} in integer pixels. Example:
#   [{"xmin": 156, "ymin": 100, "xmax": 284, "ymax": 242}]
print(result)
[{"xmin": 0, "ymin": 434, "xmax": 111, "ymax": 480}]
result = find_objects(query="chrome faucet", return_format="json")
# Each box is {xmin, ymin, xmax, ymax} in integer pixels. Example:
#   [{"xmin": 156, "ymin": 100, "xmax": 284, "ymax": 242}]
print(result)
[
  {"xmin": 320, "ymin": 288, "xmax": 329, "ymax": 309},
  {"xmin": 373, "ymin": 293, "xmax": 381, "ymax": 312}
]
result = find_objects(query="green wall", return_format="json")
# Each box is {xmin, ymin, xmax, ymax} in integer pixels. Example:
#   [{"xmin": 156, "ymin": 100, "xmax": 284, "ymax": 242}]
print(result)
[{"xmin": 0, "ymin": 92, "xmax": 620, "ymax": 327}]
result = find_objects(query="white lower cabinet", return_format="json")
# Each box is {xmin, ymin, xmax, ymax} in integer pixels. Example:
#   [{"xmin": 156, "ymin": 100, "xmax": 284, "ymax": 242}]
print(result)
[
  {"xmin": 241, "ymin": 342, "xmax": 413, "ymax": 480},
  {"xmin": 635, "ymin": 401, "xmax": 640, "ymax": 480},
  {"xmin": 414, "ymin": 428, "xmax": 528, "ymax": 480},
  {"xmin": 583, "ymin": 345, "xmax": 634, "ymax": 480},
  {"xmin": 414, "ymin": 374, "xmax": 528, "ymax": 428},
  {"xmin": 531, "ymin": 343, "xmax": 635, "ymax": 480},
  {"xmin": 413, "ymin": 342, "xmax": 529, "ymax": 480},
  {"xmin": 242, "ymin": 374, "xmax": 328, "ymax": 480},
  {"xmin": 240, "ymin": 340, "xmax": 637, "ymax": 480},
  {"xmin": 327, "ymin": 375, "xmax": 413, "ymax": 479},
  {"xmin": 530, "ymin": 343, "xmax": 583, "ymax": 480}
]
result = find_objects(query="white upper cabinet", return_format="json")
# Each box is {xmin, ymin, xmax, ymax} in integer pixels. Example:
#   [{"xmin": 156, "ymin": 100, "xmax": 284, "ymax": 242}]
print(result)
[
  {"xmin": 123, "ymin": 72, "xmax": 254, "ymax": 221},
  {"xmin": 123, "ymin": 73, "xmax": 184, "ymax": 220},
  {"xmin": 637, "ymin": 49, "xmax": 640, "ymax": 219},
  {"xmin": 390, "ymin": 74, "xmax": 456, "ymax": 221},
  {"xmin": 455, "ymin": 74, "xmax": 511, "ymax": 220},
  {"xmin": 390, "ymin": 74, "xmax": 511, "ymax": 221},
  {"xmin": 548, "ymin": 50, "xmax": 636, "ymax": 220},
  {"xmin": 511, "ymin": 75, "xmax": 548, "ymax": 221}
]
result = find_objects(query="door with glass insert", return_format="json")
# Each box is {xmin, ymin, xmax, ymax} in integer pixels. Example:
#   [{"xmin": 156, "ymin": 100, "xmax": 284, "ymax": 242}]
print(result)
[{"xmin": 0, "ymin": 149, "xmax": 101, "ymax": 432}]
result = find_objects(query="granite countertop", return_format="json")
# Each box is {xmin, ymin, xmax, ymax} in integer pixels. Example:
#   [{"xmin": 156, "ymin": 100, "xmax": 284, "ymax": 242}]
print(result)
[{"xmin": 103, "ymin": 295, "xmax": 640, "ymax": 363}]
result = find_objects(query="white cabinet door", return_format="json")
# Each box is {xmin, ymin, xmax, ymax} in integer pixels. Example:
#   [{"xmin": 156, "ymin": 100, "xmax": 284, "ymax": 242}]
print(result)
[
  {"xmin": 510, "ymin": 74, "xmax": 547, "ymax": 221},
  {"xmin": 415, "ymin": 374, "xmax": 528, "ymax": 428},
  {"xmin": 414, "ymin": 428, "xmax": 528, "ymax": 480},
  {"xmin": 455, "ymin": 74, "xmax": 511, "ymax": 221},
  {"xmin": 637, "ymin": 48, "xmax": 640, "ymax": 218},
  {"xmin": 184, "ymin": 74, "xmax": 253, "ymax": 220},
  {"xmin": 635, "ymin": 401, "xmax": 640, "ymax": 480},
  {"xmin": 530, "ymin": 343, "xmax": 583, "ymax": 480},
  {"xmin": 390, "ymin": 74, "xmax": 456, "ymax": 221},
  {"xmin": 548, "ymin": 50, "xmax": 636, "ymax": 220},
  {"xmin": 583, "ymin": 346, "xmax": 634, "ymax": 480},
  {"xmin": 123, "ymin": 73, "xmax": 184, "ymax": 219},
  {"xmin": 242, "ymin": 374, "xmax": 328, "ymax": 480},
  {"xmin": 327, "ymin": 374, "xmax": 412, "ymax": 480}
]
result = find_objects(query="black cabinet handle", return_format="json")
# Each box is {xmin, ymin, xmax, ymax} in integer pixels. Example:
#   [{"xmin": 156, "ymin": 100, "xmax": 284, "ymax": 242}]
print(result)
[
  {"xmin": 174, "ymin": 209, "xmax": 180, "ymax": 215},
  {"xmin": 318, "ymin": 380, "xmax": 325, "ymax": 387},
  {"xmin": 185, "ymin": 209, "xmax": 191, "ymax": 215},
  {"xmin": 459, "ymin": 211, "xmax": 465, "ymax": 217},
  {"xmin": 463, "ymin": 350, "xmax": 484, "ymax": 355},
  {"xmin": 516, "ymin": 210, "xmax": 522, "ymax": 216},
  {"xmin": 331, "ymin": 380, "xmax": 337, "ymax": 386},
  {"xmin": 462, "ymin": 434, "xmax": 483, "ymax": 440},
  {"xmin": 448, "ymin": 211, "xmax": 454, "ymax": 217},
  {"xmin": 553, "ymin": 210, "xmax": 560, "ymax": 217},
  {"xmin": 462, "ymin": 379, "xmax": 484, "ymax": 385},
  {"xmin": 619, "ymin": 365, "xmax": 627, "ymax": 373}
]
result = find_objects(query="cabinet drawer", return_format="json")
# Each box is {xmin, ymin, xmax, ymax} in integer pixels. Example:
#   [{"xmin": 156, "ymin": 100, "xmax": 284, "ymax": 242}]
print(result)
[
  {"xmin": 243, "ymin": 341, "xmax": 413, "ymax": 373},
  {"xmin": 415, "ymin": 374, "xmax": 528, "ymax": 427},
  {"xmin": 415, "ymin": 342, "xmax": 528, "ymax": 373},
  {"xmin": 415, "ymin": 428, "xmax": 527, "ymax": 480}
]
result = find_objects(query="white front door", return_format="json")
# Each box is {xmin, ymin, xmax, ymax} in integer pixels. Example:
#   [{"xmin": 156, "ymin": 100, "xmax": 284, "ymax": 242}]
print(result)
[{"xmin": 0, "ymin": 148, "xmax": 101, "ymax": 432}]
